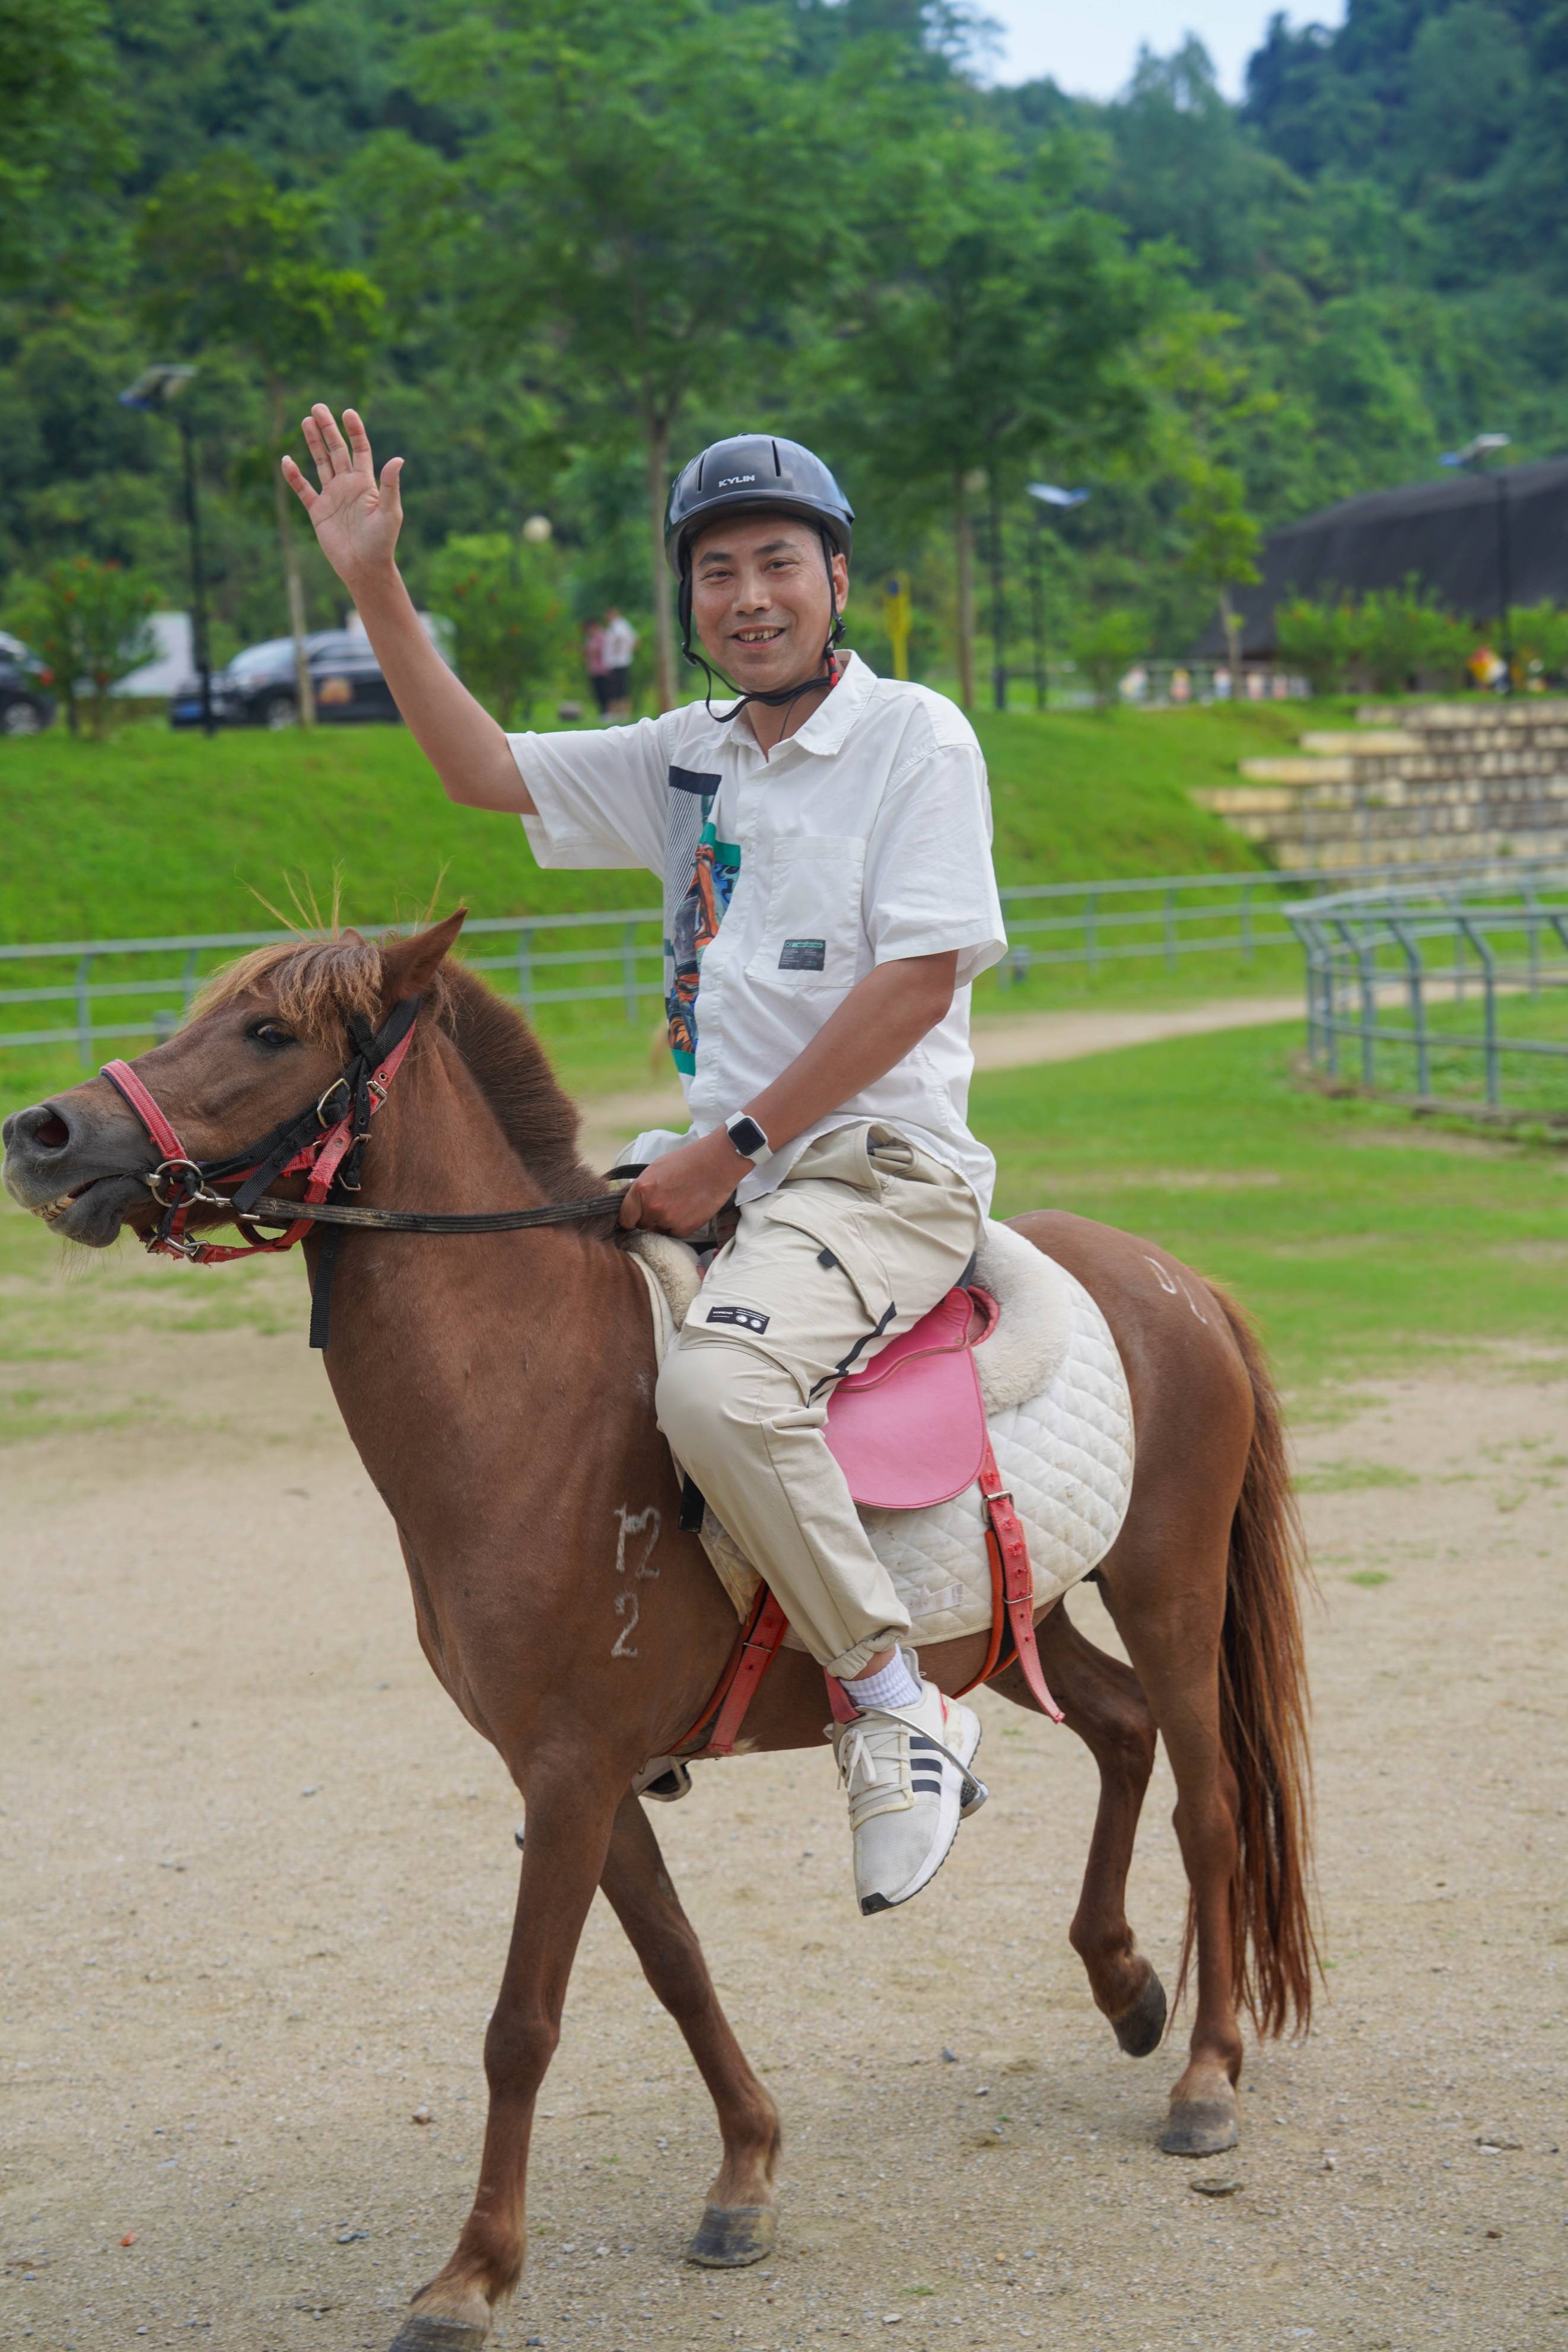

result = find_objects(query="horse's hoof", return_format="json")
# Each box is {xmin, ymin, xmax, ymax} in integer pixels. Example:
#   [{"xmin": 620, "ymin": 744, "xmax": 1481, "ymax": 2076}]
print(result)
[
  {"xmin": 1160, "ymin": 2096, "xmax": 1239, "ymax": 2157},
  {"xmin": 1110, "ymin": 1969, "xmax": 1168, "ymax": 2058},
  {"xmin": 386, "ymin": 2318, "xmax": 489, "ymax": 2351},
  {"xmin": 686, "ymin": 2202, "xmax": 777, "ymax": 2268}
]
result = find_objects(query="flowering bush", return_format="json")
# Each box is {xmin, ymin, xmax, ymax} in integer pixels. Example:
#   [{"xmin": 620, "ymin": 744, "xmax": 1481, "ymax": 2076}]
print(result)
[{"xmin": 2, "ymin": 557, "xmax": 157, "ymax": 737}]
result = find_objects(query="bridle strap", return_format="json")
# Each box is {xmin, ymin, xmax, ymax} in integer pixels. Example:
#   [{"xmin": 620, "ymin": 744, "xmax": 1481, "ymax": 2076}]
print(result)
[{"xmin": 102, "ymin": 1058, "xmax": 188, "ymax": 1165}]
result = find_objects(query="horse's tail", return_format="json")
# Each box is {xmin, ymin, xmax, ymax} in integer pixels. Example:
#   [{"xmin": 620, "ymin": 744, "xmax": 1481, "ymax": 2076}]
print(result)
[{"xmin": 1184, "ymin": 1283, "xmax": 1321, "ymax": 2039}]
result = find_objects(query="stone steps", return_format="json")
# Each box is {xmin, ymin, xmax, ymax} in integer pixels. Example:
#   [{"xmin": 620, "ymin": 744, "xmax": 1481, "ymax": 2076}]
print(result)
[{"xmin": 1195, "ymin": 698, "xmax": 1568, "ymax": 869}]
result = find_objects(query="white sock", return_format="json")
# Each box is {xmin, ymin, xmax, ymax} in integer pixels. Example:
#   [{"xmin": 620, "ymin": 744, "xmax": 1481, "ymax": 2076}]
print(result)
[{"xmin": 842, "ymin": 1649, "xmax": 923, "ymax": 1712}]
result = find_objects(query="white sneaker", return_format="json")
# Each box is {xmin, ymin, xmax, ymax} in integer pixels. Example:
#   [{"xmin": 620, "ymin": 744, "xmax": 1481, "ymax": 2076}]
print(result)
[{"xmin": 832, "ymin": 1680, "xmax": 987, "ymax": 1916}]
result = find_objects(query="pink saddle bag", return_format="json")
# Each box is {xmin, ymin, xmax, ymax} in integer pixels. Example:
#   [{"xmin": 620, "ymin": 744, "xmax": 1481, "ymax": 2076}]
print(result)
[{"xmin": 823, "ymin": 1286, "xmax": 998, "ymax": 1510}]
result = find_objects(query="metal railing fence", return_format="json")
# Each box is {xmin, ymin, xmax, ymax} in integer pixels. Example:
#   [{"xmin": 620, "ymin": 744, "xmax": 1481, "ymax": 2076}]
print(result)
[
  {"xmin": 1287, "ymin": 864, "xmax": 1568, "ymax": 1116},
  {"xmin": 4, "ymin": 856, "xmax": 1564, "ymax": 1069}
]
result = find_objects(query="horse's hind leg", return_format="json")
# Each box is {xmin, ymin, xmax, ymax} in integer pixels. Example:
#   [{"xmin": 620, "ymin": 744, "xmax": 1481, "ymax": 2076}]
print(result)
[
  {"xmin": 599, "ymin": 1791, "xmax": 781, "ymax": 2268},
  {"xmin": 1099, "ymin": 1547, "xmax": 1245, "ymax": 2158},
  {"xmin": 991, "ymin": 1593, "xmax": 1166, "ymax": 2055}
]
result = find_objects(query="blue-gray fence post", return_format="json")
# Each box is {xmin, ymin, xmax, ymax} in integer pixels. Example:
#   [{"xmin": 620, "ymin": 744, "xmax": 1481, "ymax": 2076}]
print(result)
[
  {"xmin": 1085, "ymin": 889, "xmax": 1099, "ymax": 973},
  {"xmin": 1163, "ymin": 885, "xmax": 1177, "ymax": 974},
  {"xmin": 75, "ymin": 952, "xmax": 94, "ymax": 1067},
  {"xmin": 622, "ymin": 921, "xmax": 640, "ymax": 1023},
  {"xmin": 1240, "ymin": 881, "xmax": 1254, "ymax": 967}
]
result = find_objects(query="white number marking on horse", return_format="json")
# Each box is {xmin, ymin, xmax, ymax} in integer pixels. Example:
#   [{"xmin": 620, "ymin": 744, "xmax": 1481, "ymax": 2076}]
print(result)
[
  {"xmin": 1144, "ymin": 1253, "xmax": 1209, "ymax": 1323},
  {"xmin": 610, "ymin": 1504, "xmax": 662, "ymax": 1658}
]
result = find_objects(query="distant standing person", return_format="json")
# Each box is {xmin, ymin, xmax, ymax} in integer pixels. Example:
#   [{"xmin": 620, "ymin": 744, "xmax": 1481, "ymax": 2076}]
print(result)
[
  {"xmin": 600, "ymin": 605, "xmax": 638, "ymax": 718},
  {"xmin": 583, "ymin": 615, "xmax": 611, "ymax": 717}
]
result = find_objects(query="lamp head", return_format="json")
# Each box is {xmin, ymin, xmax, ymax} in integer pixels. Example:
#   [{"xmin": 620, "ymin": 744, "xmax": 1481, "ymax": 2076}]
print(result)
[{"xmin": 119, "ymin": 364, "xmax": 198, "ymax": 411}]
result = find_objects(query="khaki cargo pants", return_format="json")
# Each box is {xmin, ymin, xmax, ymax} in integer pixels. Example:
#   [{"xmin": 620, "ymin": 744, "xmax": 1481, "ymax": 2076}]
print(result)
[{"xmin": 655, "ymin": 1122, "xmax": 983, "ymax": 1679}]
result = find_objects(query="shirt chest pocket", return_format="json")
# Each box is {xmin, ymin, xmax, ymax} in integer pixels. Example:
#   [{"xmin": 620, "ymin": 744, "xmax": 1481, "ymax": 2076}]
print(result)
[{"xmin": 745, "ymin": 835, "xmax": 866, "ymax": 993}]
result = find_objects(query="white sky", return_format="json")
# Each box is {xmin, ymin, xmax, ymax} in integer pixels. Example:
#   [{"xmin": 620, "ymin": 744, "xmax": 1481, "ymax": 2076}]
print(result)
[{"xmin": 976, "ymin": 0, "xmax": 1348, "ymax": 101}]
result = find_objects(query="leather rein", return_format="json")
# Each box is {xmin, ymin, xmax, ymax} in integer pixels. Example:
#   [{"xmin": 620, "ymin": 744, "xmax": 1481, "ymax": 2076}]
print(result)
[{"xmin": 101, "ymin": 996, "xmax": 627, "ymax": 1350}]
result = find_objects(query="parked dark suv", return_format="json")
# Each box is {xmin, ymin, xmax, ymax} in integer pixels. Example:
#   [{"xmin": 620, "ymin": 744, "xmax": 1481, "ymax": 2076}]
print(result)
[
  {"xmin": 170, "ymin": 631, "xmax": 402, "ymax": 729},
  {"xmin": 0, "ymin": 633, "xmax": 57, "ymax": 734}
]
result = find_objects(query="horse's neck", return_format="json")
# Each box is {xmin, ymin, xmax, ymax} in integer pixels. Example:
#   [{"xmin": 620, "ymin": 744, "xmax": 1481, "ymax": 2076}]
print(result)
[{"xmin": 319, "ymin": 1028, "xmax": 643, "ymax": 1452}]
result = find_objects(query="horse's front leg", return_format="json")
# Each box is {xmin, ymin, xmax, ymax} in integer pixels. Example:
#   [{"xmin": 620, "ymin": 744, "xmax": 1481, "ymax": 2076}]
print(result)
[
  {"xmin": 600, "ymin": 1790, "xmax": 781, "ymax": 2267},
  {"xmin": 389, "ymin": 1759, "xmax": 623, "ymax": 2352}
]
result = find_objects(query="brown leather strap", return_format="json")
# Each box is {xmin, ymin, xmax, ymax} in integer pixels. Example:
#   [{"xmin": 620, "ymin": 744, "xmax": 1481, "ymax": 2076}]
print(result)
[{"xmin": 978, "ymin": 1438, "xmax": 1065, "ymax": 1723}]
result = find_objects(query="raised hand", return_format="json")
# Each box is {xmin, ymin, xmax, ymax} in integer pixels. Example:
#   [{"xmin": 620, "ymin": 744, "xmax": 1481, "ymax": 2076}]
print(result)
[{"xmin": 281, "ymin": 405, "xmax": 403, "ymax": 587}]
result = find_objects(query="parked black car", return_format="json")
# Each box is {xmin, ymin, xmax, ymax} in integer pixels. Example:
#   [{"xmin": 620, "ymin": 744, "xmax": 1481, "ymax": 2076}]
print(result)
[
  {"xmin": 0, "ymin": 633, "xmax": 57, "ymax": 734},
  {"xmin": 170, "ymin": 631, "xmax": 402, "ymax": 729}
]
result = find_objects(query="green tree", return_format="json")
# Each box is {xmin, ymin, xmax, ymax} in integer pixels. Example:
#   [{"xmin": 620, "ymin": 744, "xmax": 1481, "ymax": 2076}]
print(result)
[
  {"xmin": 4, "ymin": 554, "xmax": 155, "ymax": 737},
  {"xmin": 831, "ymin": 113, "xmax": 1165, "ymax": 707},
  {"xmin": 411, "ymin": 0, "xmax": 844, "ymax": 710},
  {"xmin": 1178, "ymin": 457, "xmax": 1261, "ymax": 678},
  {"xmin": 419, "ymin": 532, "xmax": 571, "ymax": 729},
  {"xmin": 135, "ymin": 154, "xmax": 383, "ymax": 726},
  {"xmin": 0, "ymin": 0, "xmax": 123, "ymax": 288}
]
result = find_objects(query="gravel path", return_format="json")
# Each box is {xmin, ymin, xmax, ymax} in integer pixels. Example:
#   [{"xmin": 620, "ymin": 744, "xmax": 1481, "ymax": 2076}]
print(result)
[{"xmin": 2, "ymin": 1276, "xmax": 1565, "ymax": 2352}]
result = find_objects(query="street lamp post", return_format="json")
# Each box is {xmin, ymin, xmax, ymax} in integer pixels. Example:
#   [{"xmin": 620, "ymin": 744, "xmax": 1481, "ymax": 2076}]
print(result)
[
  {"xmin": 1440, "ymin": 432, "xmax": 1512, "ymax": 694},
  {"xmin": 119, "ymin": 364, "xmax": 214, "ymax": 735},
  {"xmin": 1026, "ymin": 482, "xmax": 1090, "ymax": 713}
]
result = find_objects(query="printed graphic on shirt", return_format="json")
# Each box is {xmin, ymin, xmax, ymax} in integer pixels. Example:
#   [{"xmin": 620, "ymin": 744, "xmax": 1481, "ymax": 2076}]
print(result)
[
  {"xmin": 664, "ymin": 771, "xmax": 739, "ymax": 1073},
  {"xmin": 778, "ymin": 937, "xmax": 826, "ymax": 971},
  {"xmin": 705, "ymin": 1304, "xmax": 770, "ymax": 1334}
]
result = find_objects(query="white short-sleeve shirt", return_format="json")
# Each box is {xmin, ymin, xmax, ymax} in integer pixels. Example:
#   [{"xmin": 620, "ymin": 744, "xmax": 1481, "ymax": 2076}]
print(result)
[{"xmin": 507, "ymin": 652, "xmax": 1007, "ymax": 1210}]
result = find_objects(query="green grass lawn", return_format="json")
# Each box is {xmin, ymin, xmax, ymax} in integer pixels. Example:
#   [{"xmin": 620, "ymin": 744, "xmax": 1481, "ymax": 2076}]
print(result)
[
  {"xmin": 4, "ymin": 1022, "xmax": 1562, "ymax": 1426},
  {"xmin": 980, "ymin": 1022, "xmax": 1567, "ymax": 1394},
  {"xmin": 0, "ymin": 698, "xmax": 1347, "ymax": 948}
]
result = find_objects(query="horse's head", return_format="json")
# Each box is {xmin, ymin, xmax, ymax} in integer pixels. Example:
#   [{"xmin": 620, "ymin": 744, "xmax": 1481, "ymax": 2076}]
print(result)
[{"xmin": 2, "ymin": 912, "xmax": 466, "ymax": 1249}]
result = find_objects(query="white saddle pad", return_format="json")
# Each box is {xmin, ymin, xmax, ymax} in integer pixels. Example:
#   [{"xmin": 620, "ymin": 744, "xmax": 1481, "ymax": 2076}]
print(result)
[{"xmin": 627, "ymin": 1219, "xmax": 1136, "ymax": 1651}]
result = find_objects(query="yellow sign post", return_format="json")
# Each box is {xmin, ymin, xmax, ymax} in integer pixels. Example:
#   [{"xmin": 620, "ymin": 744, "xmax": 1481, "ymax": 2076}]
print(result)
[{"xmin": 879, "ymin": 574, "xmax": 912, "ymax": 680}]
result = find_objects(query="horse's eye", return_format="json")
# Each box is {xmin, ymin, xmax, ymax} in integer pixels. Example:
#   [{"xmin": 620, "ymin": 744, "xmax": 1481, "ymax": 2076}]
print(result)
[{"xmin": 248, "ymin": 1021, "xmax": 296, "ymax": 1050}]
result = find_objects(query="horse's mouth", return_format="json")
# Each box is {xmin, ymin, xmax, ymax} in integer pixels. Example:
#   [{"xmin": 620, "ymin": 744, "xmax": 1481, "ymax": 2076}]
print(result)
[{"xmin": 30, "ymin": 1173, "xmax": 149, "ymax": 1247}]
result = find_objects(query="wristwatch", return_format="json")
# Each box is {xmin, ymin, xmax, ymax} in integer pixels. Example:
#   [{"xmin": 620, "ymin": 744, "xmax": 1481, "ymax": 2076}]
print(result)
[{"xmin": 723, "ymin": 1111, "xmax": 772, "ymax": 1165}]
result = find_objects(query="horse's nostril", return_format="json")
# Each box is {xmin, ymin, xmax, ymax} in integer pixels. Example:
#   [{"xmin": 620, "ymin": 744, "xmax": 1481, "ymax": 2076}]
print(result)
[{"xmin": 34, "ymin": 1113, "xmax": 70, "ymax": 1151}]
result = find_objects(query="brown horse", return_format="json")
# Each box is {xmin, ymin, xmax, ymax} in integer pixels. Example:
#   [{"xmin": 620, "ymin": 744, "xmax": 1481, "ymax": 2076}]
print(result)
[{"xmin": 1, "ymin": 915, "xmax": 1316, "ymax": 2352}]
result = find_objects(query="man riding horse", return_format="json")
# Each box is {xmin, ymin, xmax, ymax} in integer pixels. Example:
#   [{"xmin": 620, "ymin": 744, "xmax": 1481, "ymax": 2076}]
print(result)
[{"xmin": 283, "ymin": 410, "xmax": 1007, "ymax": 1914}]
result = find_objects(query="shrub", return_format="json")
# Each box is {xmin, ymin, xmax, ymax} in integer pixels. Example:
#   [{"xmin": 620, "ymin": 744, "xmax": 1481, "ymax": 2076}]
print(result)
[
  {"xmin": 1274, "ymin": 595, "xmax": 1355, "ymax": 695},
  {"xmin": 419, "ymin": 533, "xmax": 572, "ymax": 729},
  {"xmin": 1506, "ymin": 603, "xmax": 1568, "ymax": 685},
  {"xmin": 2, "ymin": 557, "xmax": 157, "ymax": 738},
  {"xmin": 1349, "ymin": 581, "xmax": 1471, "ymax": 694},
  {"xmin": 1068, "ymin": 607, "xmax": 1147, "ymax": 709}
]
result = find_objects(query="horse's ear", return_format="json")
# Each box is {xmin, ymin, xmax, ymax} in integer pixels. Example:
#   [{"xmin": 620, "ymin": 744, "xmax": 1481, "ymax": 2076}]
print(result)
[{"xmin": 380, "ymin": 908, "xmax": 468, "ymax": 1002}]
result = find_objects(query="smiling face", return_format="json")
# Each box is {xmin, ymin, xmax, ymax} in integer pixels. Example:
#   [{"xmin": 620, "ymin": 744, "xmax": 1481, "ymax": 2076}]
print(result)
[{"xmin": 689, "ymin": 512, "xmax": 849, "ymax": 696}]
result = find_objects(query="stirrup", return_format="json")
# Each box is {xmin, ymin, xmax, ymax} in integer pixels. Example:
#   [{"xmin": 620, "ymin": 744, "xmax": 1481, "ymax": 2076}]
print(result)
[{"xmin": 634, "ymin": 1756, "xmax": 694, "ymax": 1803}]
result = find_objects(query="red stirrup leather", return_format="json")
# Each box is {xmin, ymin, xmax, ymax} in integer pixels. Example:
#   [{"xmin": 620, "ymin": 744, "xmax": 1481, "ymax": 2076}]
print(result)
[{"xmin": 978, "ymin": 1438, "xmax": 1064, "ymax": 1723}]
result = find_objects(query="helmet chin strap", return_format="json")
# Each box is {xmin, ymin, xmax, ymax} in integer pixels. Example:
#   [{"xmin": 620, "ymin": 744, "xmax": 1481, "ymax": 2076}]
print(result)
[{"xmin": 679, "ymin": 529, "xmax": 847, "ymax": 725}]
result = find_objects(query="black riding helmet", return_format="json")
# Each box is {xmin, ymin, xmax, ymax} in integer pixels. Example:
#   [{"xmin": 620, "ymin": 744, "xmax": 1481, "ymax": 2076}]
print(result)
[{"xmin": 664, "ymin": 434, "xmax": 854, "ymax": 716}]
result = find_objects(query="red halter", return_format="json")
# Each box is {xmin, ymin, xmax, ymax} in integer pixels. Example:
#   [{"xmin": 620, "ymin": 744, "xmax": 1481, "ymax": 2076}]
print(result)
[{"xmin": 100, "ymin": 1005, "xmax": 418, "ymax": 1269}]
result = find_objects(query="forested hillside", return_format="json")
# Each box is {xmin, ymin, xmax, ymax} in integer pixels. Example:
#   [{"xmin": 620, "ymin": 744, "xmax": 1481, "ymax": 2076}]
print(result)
[{"xmin": 2, "ymin": 0, "xmax": 1561, "ymax": 686}]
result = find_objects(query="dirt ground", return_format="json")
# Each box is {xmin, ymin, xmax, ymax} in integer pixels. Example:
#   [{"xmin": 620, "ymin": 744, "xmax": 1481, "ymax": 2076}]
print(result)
[{"xmin": 2, "ymin": 1256, "xmax": 1566, "ymax": 2352}]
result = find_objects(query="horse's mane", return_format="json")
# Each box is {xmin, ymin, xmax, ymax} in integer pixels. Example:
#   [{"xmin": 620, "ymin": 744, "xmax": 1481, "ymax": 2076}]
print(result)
[{"xmin": 195, "ymin": 933, "xmax": 605, "ymax": 1202}]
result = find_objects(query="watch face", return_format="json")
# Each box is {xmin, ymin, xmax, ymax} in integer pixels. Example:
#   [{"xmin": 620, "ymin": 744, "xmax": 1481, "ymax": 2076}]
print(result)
[{"xmin": 727, "ymin": 1115, "xmax": 767, "ymax": 1159}]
